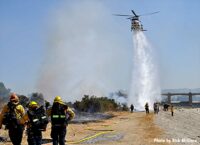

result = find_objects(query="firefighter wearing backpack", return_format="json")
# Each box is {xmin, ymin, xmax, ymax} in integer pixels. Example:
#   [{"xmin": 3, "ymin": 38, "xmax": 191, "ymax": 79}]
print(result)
[
  {"xmin": 48, "ymin": 96, "xmax": 75, "ymax": 145},
  {"xmin": 0, "ymin": 93, "xmax": 25, "ymax": 145},
  {"xmin": 19, "ymin": 101, "xmax": 49, "ymax": 145}
]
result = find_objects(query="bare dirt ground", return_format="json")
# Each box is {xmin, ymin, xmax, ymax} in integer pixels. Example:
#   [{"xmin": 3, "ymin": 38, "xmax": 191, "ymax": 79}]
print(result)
[
  {"xmin": 0, "ymin": 111, "xmax": 169, "ymax": 145},
  {"xmin": 155, "ymin": 108, "xmax": 200, "ymax": 145}
]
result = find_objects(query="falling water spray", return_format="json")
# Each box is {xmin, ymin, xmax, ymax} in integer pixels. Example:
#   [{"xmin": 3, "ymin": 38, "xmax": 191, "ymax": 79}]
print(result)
[{"xmin": 129, "ymin": 31, "xmax": 160, "ymax": 110}]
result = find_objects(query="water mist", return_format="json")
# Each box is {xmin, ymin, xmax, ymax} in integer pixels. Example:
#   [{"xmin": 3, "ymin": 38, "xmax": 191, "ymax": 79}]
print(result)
[{"xmin": 129, "ymin": 31, "xmax": 160, "ymax": 110}]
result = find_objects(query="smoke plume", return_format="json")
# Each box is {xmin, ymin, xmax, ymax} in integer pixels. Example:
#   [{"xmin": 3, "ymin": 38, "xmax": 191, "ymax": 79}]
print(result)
[{"xmin": 37, "ymin": 1, "xmax": 130, "ymax": 102}]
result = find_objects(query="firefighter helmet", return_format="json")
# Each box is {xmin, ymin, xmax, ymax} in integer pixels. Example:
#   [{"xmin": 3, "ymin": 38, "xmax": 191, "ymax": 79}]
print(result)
[
  {"xmin": 29, "ymin": 101, "xmax": 38, "ymax": 108},
  {"xmin": 54, "ymin": 96, "xmax": 64, "ymax": 104},
  {"xmin": 10, "ymin": 93, "xmax": 19, "ymax": 102}
]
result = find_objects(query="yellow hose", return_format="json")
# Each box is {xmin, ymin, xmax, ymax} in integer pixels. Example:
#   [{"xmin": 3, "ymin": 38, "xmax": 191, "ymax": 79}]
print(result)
[{"xmin": 67, "ymin": 131, "xmax": 114, "ymax": 144}]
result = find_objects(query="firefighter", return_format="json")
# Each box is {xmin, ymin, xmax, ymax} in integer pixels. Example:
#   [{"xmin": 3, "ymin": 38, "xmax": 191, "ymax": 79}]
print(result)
[
  {"xmin": 130, "ymin": 104, "xmax": 134, "ymax": 113},
  {"xmin": 0, "ymin": 93, "xmax": 25, "ymax": 145},
  {"xmin": 48, "ymin": 96, "xmax": 75, "ymax": 145},
  {"xmin": 19, "ymin": 101, "xmax": 48, "ymax": 145},
  {"xmin": 171, "ymin": 105, "xmax": 174, "ymax": 116},
  {"xmin": 154, "ymin": 102, "xmax": 159, "ymax": 114},
  {"xmin": 145, "ymin": 102, "xmax": 149, "ymax": 114}
]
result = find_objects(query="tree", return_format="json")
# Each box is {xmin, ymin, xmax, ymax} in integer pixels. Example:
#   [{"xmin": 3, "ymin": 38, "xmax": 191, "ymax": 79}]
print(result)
[
  {"xmin": 73, "ymin": 95, "xmax": 120, "ymax": 112},
  {"xmin": 18, "ymin": 95, "xmax": 29, "ymax": 107},
  {"xmin": 0, "ymin": 82, "xmax": 11, "ymax": 98},
  {"xmin": 30, "ymin": 92, "xmax": 45, "ymax": 107},
  {"xmin": 0, "ymin": 82, "xmax": 11, "ymax": 106}
]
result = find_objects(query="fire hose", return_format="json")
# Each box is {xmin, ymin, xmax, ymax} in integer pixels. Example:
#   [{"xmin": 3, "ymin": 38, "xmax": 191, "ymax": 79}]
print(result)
[{"xmin": 67, "ymin": 130, "xmax": 114, "ymax": 144}]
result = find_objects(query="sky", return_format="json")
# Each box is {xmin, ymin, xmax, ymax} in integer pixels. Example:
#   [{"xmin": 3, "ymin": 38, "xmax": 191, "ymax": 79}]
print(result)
[{"xmin": 0, "ymin": 0, "xmax": 200, "ymax": 99}]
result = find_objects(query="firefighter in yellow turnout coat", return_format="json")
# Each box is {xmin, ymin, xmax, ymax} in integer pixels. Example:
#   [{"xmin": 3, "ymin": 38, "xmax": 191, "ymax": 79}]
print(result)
[{"xmin": 0, "ymin": 93, "xmax": 25, "ymax": 145}]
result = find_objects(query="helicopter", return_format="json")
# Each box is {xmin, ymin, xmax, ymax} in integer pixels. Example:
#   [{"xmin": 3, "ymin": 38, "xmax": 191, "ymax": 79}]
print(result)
[{"xmin": 113, "ymin": 10, "xmax": 159, "ymax": 31}]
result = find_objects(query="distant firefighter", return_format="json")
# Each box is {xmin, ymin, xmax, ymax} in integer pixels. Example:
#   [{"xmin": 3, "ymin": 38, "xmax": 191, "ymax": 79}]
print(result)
[
  {"xmin": 171, "ymin": 105, "xmax": 174, "ymax": 116},
  {"xmin": 163, "ymin": 104, "xmax": 169, "ymax": 111},
  {"xmin": 130, "ymin": 104, "xmax": 134, "ymax": 113},
  {"xmin": 145, "ymin": 102, "xmax": 149, "ymax": 114},
  {"xmin": 154, "ymin": 103, "xmax": 159, "ymax": 114}
]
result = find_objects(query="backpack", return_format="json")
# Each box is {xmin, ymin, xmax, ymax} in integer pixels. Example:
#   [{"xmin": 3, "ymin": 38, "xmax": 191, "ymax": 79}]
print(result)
[
  {"xmin": 28, "ymin": 106, "xmax": 49, "ymax": 131},
  {"xmin": 2, "ymin": 102, "xmax": 20, "ymax": 129},
  {"xmin": 51, "ymin": 103, "xmax": 68, "ymax": 125}
]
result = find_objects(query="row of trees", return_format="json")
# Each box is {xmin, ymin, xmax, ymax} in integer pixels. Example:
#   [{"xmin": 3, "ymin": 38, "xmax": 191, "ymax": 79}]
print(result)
[
  {"xmin": 0, "ymin": 82, "xmax": 128, "ymax": 112},
  {"xmin": 0, "ymin": 82, "xmax": 45, "ymax": 108},
  {"xmin": 73, "ymin": 95, "xmax": 128, "ymax": 112}
]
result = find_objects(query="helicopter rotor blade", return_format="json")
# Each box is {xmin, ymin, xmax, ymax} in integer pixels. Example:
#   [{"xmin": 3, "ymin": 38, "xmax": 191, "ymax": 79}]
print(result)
[
  {"xmin": 131, "ymin": 10, "xmax": 138, "ymax": 17},
  {"xmin": 127, "ymin": 17, "xmax": 133, "ymax": 19},
  {"xmin": 127, "ymin": 16, "xmax": 138, "ymax": 20},
  {"xmin": 113, "ymin": 14, "xmax": 133, "ymax": 17},
  {"xmin": 139, "ymin": 11, "xmax": 160, "ymax": 16}
]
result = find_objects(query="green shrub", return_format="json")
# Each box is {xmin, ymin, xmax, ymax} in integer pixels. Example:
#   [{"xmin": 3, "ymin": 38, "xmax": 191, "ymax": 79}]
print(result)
[{"xmin": 74, "ymin": 95, "xmax": 120, "ymax": 112}]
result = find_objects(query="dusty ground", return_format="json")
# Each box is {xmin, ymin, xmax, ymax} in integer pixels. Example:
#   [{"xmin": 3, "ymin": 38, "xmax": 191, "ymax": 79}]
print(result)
[
  {"xmin": 155, "ymin": 108, "xmax": 200, "ymax": 145},
  {"xmin": 0, "ymin": 111, "xmax": 168, "ymax": 145},
  {"xmin": 66, "ymin": 111, "xmax": 167, "ymax": 145}
]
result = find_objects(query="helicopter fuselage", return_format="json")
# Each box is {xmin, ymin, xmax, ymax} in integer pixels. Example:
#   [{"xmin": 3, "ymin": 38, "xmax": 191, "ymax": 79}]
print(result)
[{"xmin": 131, "ymin": 19, "xmax": 145, "ymax": 31}]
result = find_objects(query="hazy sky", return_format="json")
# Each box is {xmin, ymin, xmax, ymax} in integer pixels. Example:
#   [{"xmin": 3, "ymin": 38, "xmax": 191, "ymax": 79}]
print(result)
[{"xmin": 0, "ymin": 0, "xmax": 200, "ymax": 97}]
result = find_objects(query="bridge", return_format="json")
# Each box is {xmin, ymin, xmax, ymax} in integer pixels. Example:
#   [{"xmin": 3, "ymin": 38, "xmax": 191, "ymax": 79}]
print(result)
[{"xmin": 162, "ymin": 92, "xmax": 200, "ymax": 105}]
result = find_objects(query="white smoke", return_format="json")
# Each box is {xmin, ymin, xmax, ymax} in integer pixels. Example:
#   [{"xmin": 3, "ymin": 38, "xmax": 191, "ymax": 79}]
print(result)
[
  {"xmin": 37, "ymin": 1, "xmax": 131, "ymax": 102},
  {"xmin": 129, "ymin": 31, "xmax": 160, "ymax": 110}
]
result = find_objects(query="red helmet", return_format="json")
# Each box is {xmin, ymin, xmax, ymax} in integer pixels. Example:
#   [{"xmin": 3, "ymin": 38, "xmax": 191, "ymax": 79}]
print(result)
[{"xmin": 10, "ymin": 93, "xmax": 19, "ymax": 102}]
